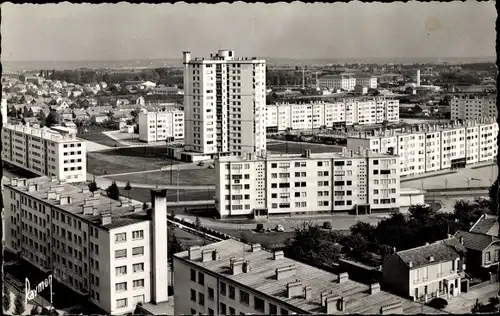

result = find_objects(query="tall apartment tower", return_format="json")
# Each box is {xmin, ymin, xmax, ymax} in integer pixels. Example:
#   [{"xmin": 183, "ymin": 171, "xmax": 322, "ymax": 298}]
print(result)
[
  {"xmin": 183, "ymin": 50, "xmax": 267, "ymax": 158},
  {"xmin": 416, "ymin": 69, "xmax": 421, "ymax": 87}
]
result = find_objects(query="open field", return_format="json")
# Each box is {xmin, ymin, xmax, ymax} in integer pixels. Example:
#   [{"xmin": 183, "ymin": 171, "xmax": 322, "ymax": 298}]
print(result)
[
  {"xmin": 108, "ymin": 167, "xmax": 216, "ymax": 185},
  {"xmin": 170, "ymin": 226, "xmax": 213, "ymax": 248},
  {"xmin": 121, "ymin": 187, "xmax": 215, "ymax": 202},
  {"xmin": 87, "ymin": 146, "xmax": 183, "ymax": 175},
  {"xmin": 402, "ymin": 164, "xmax": 497, "ymax": 191},
  {"xmin": 78, "ymin": 132, "xmax": 125, "ymax": 147},
  {"xmin": 267, "ymin": 140, "xmax": 343, "ymax": 154}
]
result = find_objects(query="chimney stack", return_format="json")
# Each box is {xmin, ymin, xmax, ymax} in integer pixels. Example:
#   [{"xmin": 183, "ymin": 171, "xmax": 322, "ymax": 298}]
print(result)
[
  {"xmin": 242, "ymin": 260, "xmax": 251, "ymax": 273},
  {"xmin": 370, "ymin": 283, "xmax": 381, "ymax": 295},
  {"xmin": 303, "ymin": 286, "xmax": 312, "ymax": 300},
  {"xmin": 201, "ymin": 249, "xmax": 216, "ymax": 262},
  {"xmin": 380, "ymin": 302, "xmax": 403, "ymax": 315},
  {"xmin": 286, "ymin": 280, "xmax": 302, "ymax": 298},
  {"xmin": 100, "ymin": 211, "xmax": 112, "ymax": 226},
  {"xmin": 230, "ymin": 258, "xmax": 245, "ymax": 275},
  {"xmin": 429, "ymin": 256, "xmax": 435, "ymax": 262},
  {"xmin": 150, "ymin": 189, "xmax": 169, "ymax": 304},
  {"xmin": 408, "ymin": 260, "xmax": 413, "ymax": 268},
  {"xmin": 273, "ymin": 250, "xmax": 284, "ymax": 260},
  {"xmin": 276, "ymin": 265, "xmax": 297, "ymax": 280},
  {"xmin": 189, "ymin": 246, "xmax": 202, "ymax": 261},
  {"xmin": 28, "ymin": 183, "xmax": 36, "ymax": 192},
  {"xmin": 251, "ymin": 244, "xmax": 262, "ymax": 252},
  {"xmin": 337, "ymin": 272, "xmax": 349, "ymax": 284}
]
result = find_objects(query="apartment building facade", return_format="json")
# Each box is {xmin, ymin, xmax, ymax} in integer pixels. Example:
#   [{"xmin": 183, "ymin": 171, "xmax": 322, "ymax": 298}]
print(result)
[
  {"xmin": 183, "ymin": 50, "xmax": 266, "ymax": 158},
  {"xmin": 2, "ymin": 97, "xmax": 7, "ymax": 125},
  {"xmin": 214, "ymin": 148, "xmax": 401, "ymax": 219},
  {"xmin": 317, "ymin": 74, "xmax": 378, "ymax": 91},
  {"xmin": 451, "ymin": 94, "xmax": 497, "ymax": 120},
  {"xmin": 173, "ymin": 239, "xmax": 445, "ymax": 316},
  {"xmin": 3, "ymin": 178, "xmax": 169, "ymax": 314},
  {"xmin": 2, "ymin": 123, "xmax": 87, "ymax": 182},
  {"xmin": 266, "ymin": 97, "xmax": 399, "ymax": 132},
  {"xmin": 138, "ymin": 109, "xmax": 184, "ymax": 143},
  {"xmin": 347, "ymin": 117, "xmax": 498, "ymax": 177},
  {"xmin": 382, "ymin": 238, "xmax": 466, "ymax": 302}
]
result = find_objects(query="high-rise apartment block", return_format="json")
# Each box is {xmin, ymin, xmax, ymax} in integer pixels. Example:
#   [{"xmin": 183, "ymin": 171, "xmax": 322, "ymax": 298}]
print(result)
[
  {"xmin": 138, "ymin": 108, "xmax": 184, "ymax": 143},
  {"xmin": 347, "ymin": 117, "xmax": 498, "ymax": 177},
  {"xmin": 2, "ymin": 97, "xmax": 7, "ymax": 125},
  {"xmin": 2, "ymin": 123, "xmax": 87, "ymax": 183},
  {"xmin": 3, "ymin": 178, "xmax": 169, "ymax": 314},
  {"xmin": 214, "ymin": 148, "xmax": 400, "ymax": 219},
  {"xmin": 173, "ymin": 239, "xmax": 444, "ymax": 315},
  {"xmin": 183, "ymin": 50, "xmax": 267, "ymax": 159},
  {"xmin": 266, "ymin": 97, "xmax": 399, "ymax": 132},
  {"xmin": 450, "ymin": 94, "xmax": 497, "ymax": 120}
]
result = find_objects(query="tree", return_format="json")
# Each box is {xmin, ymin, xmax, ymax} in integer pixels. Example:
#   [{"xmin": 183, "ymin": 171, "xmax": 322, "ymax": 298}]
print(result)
[
  {"xmin": 124, "ymin": 181, "xmax": 132, "ymax": 200},
  {"xmin": 30, "ymin": 305, "xmax": 39, "ymax": 315},
  {"xmin": 13, "ymin": 293, "xmax": 25, "ymax": 315},
  {"xmin": 350, "ymin": 221, "xmax": 376, "ymax": 240},
  {"xmin": 168, "ymin": 231, "xmax": 184, "ymax": 266},
  {"xmin": 3, "ymin": 284, "xmax": 11, "ymax": 312},
  {"xmin": 8, "ymin": 107, "xmax": 17, "ymax": 118},
  {"xmin": 142, "ymin": 202, "xmax": 148, "ymax": 211},
  {"xmin": 88, "ymin": 180, "xmax": 98, "ymax": 193},
  {"xmin": 408, "ymin": 204, "xmax": 436, "ymax": 223},
  {"xmin": 489, "ymin": 179, "xmax": 498, "ymax": 215},
  {"xmin": 37, "ymin": 111, "xmax": 47, "ymax": 126},
  {"xmin": 106, "ymin": 181, "xmax": 120, "ymax": 200},
  {"xmin": 195, "ymin": 216, "xmax": 201, "ymax": 230},
  {"xmin": 45, "ymin": 110, "xmax": 61, "ymax": 127},
  {"xmin": 453, "ymin": 200, "xmax": 485, "ymax": 229}
]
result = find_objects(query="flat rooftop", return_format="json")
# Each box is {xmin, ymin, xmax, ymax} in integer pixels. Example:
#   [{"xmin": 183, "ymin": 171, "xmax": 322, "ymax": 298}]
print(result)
[
  {"xmin": 217, "ymin": 150, "xmax": 396, "ymax": 163},
  {"xmin": 174, "ymin": 239, "xmax": 445, "ymax": 315},
  {"xmin": 5, "ymin": 176, "xmax": 149, "ymax": 230},
  {"xmin": 3, "ymin": 123, "xmax": 84, "ymax": 143}
]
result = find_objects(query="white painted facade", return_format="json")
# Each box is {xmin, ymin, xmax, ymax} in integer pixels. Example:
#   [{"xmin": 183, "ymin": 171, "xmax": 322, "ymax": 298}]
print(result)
[
  {"xmin": 1, "ymin": 123, "xmax": 87, "ymax": 183},
  {"xmin": 266, "ymin": 97, "xmax": 399, "ymax": 131},
  {"xmin": 2, "ymin": 97, "xmax": 7, "ymax": 125},
  {"xmin": 317, "ymin": 74, "xmax": 378, "ymax": 91},
  {"xmin": 3, "ymin": 178, "xmax": 169, "ymax": 314},
  {"xmin": 215, "ymin": 149, "xmax": 401, "ymax": 218},
  {"xmin": 183, "ymin": 50, "xmax": 267, "ymax": 157},
  {"xmin": 347, "ymin": 117, "xmax": 498, "ymax": 177},
  {"xmin": 451, "ymin": 94, "xmax": 497, "ymax": 120},
  {"xmin": 138, "ymin": 109, "xmax": 184, "ymax": 143}
]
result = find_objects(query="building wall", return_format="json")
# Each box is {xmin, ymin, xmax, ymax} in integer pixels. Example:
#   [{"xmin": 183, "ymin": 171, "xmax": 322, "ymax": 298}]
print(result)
[
  {"xmin": 382, "ymin": 255, "xmax": 410, "ymax": 297},
  {"xmin": 482, "ymin": 244, "xmax": 500, "ymax": 268},
  {"xmin": 1, "ymin": 124, "xmax": 86, "ymax": 182},
  {"xmin": 2, "ymin": 98, "xmax": 7, "ymax": 125},
  {"xmin": 451, "ymin": 95, "xmax": 497, "ymax": 120},
  {"xmin": 138, "ymin": 111, "xmax": 184, "ymax": 143},
  {"xmin": 409, "ymin": 259, "xmax": 462, "ymax": 300},
  {"xmin": 215, "ymin": 152, "xmax": 400, "ymax": 218}
]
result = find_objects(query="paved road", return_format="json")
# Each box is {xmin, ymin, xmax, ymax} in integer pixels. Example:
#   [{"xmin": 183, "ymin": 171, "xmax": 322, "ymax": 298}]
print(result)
[{"xmin": 444, "ymin": 282, "xmax": 499, "ymax": 314}]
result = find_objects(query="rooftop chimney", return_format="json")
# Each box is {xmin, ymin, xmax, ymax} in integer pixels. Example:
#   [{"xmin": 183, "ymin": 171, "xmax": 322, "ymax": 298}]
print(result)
[
  {"xmin": 408, "ymin": 260, "xmax": 413, "ymax": 268},
  {"xmin": 201, "ymin": 249, "xmax": 216, "ymax": 262},
  {"xmin": 83, "ymin": 205, "xmax": 93, "ymax": 215},
  {"xmin": 337, "ymin": 272, "xmax": 349, "ymax": 284},
  {"xmin": 429, "ymin": 256, "xmax": 435, "ymax": 262},
  {"xmin": 189, "ymin": 246, "xmax": 202, "ymax": 261},
  {"xmin": 370, "ymin": 283, "xmax": 381, "ymax": 295},
  {"xmin": 28, "ymin": 183, "xmax": 37, "ymax": 192},
  {"xmin": 100, "ymin": 211, "xmax": 112, "ymax": 226},
  {"xmin": 304, "ymin": 286, "xmax": 312, "ymax": 300},
  {"xmin": 60, "ymin": 195, "xmax": 73, "ymax": 206},
  {"xmin": 276, "ymin": 264, "xmax": 297, "ymax": 280},
  {"xmin": 133, "ymin": 204, "xmax": 143, "ymax": 212},
  {"xmin": 47, "ymin": 191, "xmax": 57, "ymax": 200},
  {"xmin": 380, "ymin": 302, "xmax": 403, "ymax": 315},
  {"xmin": 230, "ymin": 258, "xmax": 245, "ymax": 275},
  {"xmin": 10, "ymin": 178, "xmax": 18, "ymax": 187},
  {"xmin": 242, "ymin": 260, "xmax": 251, "ymax": 273},
  {"xmin": 251, "ymin": 243, "xmax": 261, "ymax": 252},
  {"xmin": 81, "ymin": 187, "xmax": 90, "ymax": 194},
  {"xmin": 273, "ymin": 250, "xmax": 284, "ymax": 260},
  {"xmin": 325, "ymin": 295, "xmax": 345, "ymax": 313},
  {"xmin": 459, "ymin": 236, "xmax": 464, "ymax": 245},
  {"xmin": 286, "ymin": 280, "xmax": 302, "ymax": 298},
  {"xmin": 150, "ymin": 189, "xmax": 169, "ymax": 303}
]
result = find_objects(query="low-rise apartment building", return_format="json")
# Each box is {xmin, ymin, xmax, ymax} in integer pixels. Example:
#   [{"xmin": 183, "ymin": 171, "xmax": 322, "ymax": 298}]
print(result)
[
  {"xmin": 266, "ymin": 97, "xmax": 399, "ymax": 132},
  {"xmin": 3, "ymin": 178, "xmax": 170, "ymax": 314},
  {"xmin": 173, "ymin": 239, "xmax": 445, "ymax": 315},
  {"xmin": 451, "ymin": 94, "xmax": 497, "ymax": 120},
  {"xmin": 317, "ymin": 74, "xmax": 378, "ymax": 91},
  {"xmin": 215, "ymin": 148, "xmax": 401, "ymax": 219},
  {"xmin": 382, "ymin": 237, "xmax": 467, "ymax": 302},
  {"xmin": 454, "ymin": 214, "xmax": 499, "ymax": 276},
  {"xmin": 2, "ymin": 123, "xmax": 87, "ymax": 183},
  {"xmin": 138, "ymin": 108, "xmax": 184, "ymax": 143},
  {"xmin": 347, "ymin": 117, "xmax": 498, "ymax": 177}
]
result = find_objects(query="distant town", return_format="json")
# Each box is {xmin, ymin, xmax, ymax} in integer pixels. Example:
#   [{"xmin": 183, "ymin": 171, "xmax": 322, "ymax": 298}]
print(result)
[{"xmin": 1, "ymin": 48, "xmax": 498, "ymax": 316}]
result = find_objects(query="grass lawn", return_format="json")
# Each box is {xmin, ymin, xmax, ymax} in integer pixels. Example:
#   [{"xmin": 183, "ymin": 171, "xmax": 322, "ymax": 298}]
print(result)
[
  {"xmin": 87, "ymin": 146, "xmax": 183, "ymax": 175},
  {"xmin": 267, "ymin": 142, "xmax": 343, "ymax": 155},
  {"xmin": 120, "ymin": 187, "xmax": 215, "ymax": 202},
  {"xmin": 170, "ymin": 226, "xmax": 213, "ymax": 248},
  {"xmin": 109, "ymin": 167, "xmax": 216, "ymax": 186},
  {"xmin": 78, "ymin": 132, "xmax": 125, "ymax": 147}
]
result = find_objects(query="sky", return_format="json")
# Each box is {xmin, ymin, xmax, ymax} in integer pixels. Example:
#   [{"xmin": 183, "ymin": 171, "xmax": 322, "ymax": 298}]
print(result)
[{"xmin": 1, "ymin": 1, "xmax": 497, "ymax": 61}]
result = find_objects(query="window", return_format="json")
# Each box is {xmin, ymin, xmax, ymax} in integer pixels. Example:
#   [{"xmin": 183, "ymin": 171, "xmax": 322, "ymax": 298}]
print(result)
[
  {"xmin": 208, "ymin": 308, "xmax": 214, "ymax": 315},
  {"xmin": 115, "ymin": 282, "xmax": 127, "ymax": 292},
  {"xmin": 220, "ymin": 303, "xmax": 227, "ymax": 315},
  {"xmin": 133, "ymin": 263, "xmax": 144, "ymax": 273},
  {"xmin": 191, "ymin": 309, "xmax": 197, "ymax": 315},
  {"xmin": 198, "ymin": 292, "xmax": 205, "ymax": 306},
  {"xmin": 254, "ymin": 297, "xmax": 265, "ymax": 312},
  {"xmin": 216, "ymin": 281, "xmax": 226, "ymax": 296},
  {"xmin": 208, "ymin": 287, "xmax": 215, "ymax": 301},
  {"xmin": 132, "ymin": 246, "xmax": 144, "ymax": 256},
  {"xmin": 133, "ymin": 279, "xmax": 144, "ymax": 289},
  {"xmin": 191, "ymin": 269, "xmax": 197, "ymax": 281},
  {"xmin": 115, "ymin": 249, "xmax": 127, "ymax": 259},
  {"xmin": 229, "ymin": 307, "xmax": 236, "ymax": 315},
  {"xmin": 116, "ymin": 298, "xmax": 127, "ymax": 308},
  {"xmin": 132, "ymin": 230, "xmax": 144, "ymax": 240},
  {"xmin": 281, "ymin": 308, "xmax": 289, "ymax": 315},
  {"xmin": 191, "ymin": 289, "xmax": 196, "ymax": 302},
  {"xmin": 229, "ymin": 285, "xmax": 236, "ymax": 299},
  {"xmin": 198, "ymin": 272, "xmax": 205, "ymax": 285},
  {"xmin": 240, "ymin": 290, "xmax": 250, "ymax": 305},
  {"xmin": 269, "ymin": 303, "xmax": 278, "ymax": 315},
  {"xmin": 485, "ymin": 252, "xmax": 491, "ymax": 262},
  {"xmin": 116, "ymin": 266, "xmax": 127, "ymax": 276}
]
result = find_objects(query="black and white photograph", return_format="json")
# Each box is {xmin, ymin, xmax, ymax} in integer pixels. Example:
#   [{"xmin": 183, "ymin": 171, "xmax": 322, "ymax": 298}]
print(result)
[{"xmin": 1, "ymin": 1, "xmax": 498, "ymax": 315}]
